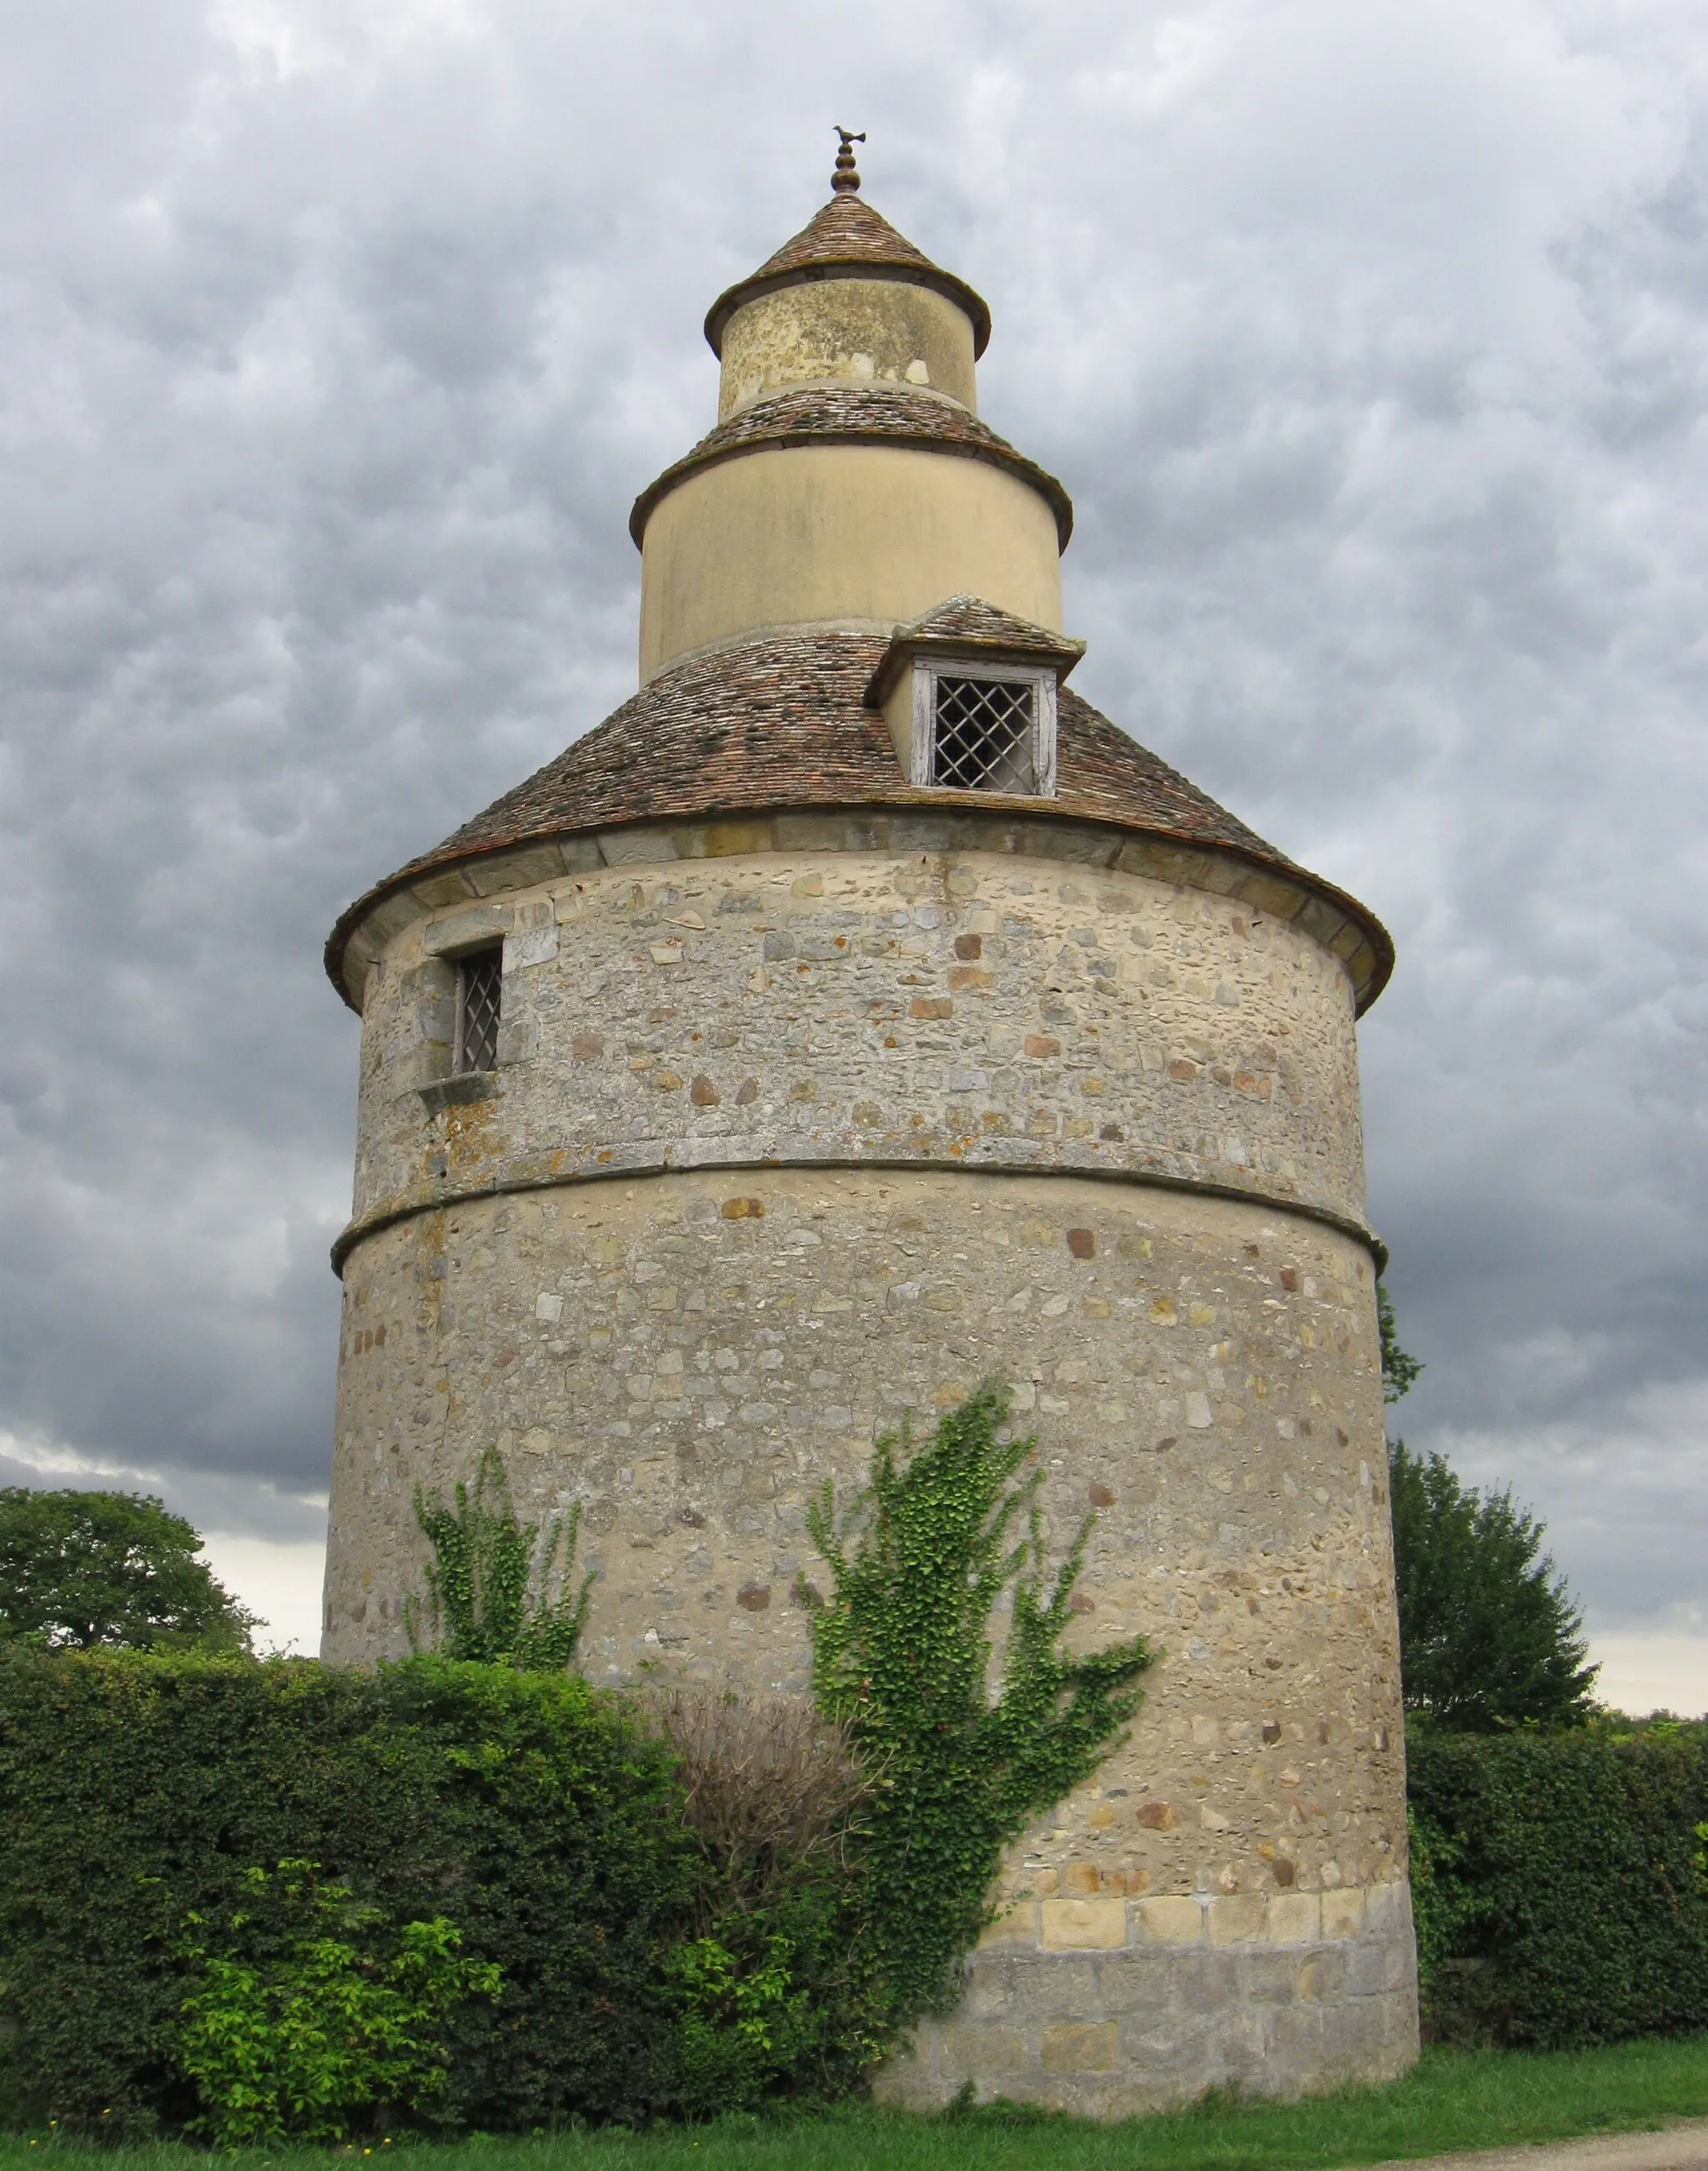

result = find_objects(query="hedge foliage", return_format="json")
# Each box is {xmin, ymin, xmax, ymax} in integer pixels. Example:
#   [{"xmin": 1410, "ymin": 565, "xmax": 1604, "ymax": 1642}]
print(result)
[
  {"xmin": 1408, "ymin": 1722, "xmax": 1708, "ymax": 2048},
  {"xmin": 0, "ymin": 1398, "xmax": 1158, "ymax": 2138},
  {"xmin": 0, "ymin": 1651, "xmax": 870, "ymax": 2135}
]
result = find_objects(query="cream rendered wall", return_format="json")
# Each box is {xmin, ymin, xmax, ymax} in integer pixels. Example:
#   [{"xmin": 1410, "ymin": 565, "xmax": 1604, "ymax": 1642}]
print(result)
[
  {"xmin": 717, "ymin": 279, "xmax": 978, "ymax": 419},
  {"xmin": 637, "ymin": 445, "xmax": 1064, "ymax": 679}
]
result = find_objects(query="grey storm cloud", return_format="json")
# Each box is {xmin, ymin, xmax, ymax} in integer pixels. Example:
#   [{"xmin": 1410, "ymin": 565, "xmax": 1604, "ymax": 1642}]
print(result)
[{"xmin": 1, "ymin": 0, "xmax": 1704, "ymax": 1677}]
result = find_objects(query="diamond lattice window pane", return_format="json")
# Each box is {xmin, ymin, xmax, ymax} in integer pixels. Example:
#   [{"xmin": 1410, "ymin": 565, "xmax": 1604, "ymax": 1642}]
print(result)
[
  {"xmin": 459, "ymin": 948, "xmax": 503, "ymax": 1073},
  {"xmin": 932, "ymin": 676, "xmax": 1037, "ymax": 792}
]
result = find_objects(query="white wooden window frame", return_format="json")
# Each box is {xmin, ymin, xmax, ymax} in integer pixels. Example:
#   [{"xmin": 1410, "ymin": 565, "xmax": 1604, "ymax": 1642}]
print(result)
[{"xmin": 907, "ymin": 656, "xmax": 1057, "ymax": 797}]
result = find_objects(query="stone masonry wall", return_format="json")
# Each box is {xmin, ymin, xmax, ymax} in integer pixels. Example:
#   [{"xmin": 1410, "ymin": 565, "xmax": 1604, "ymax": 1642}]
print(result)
[
  {"xmin": 345, "ymin": 844, "xmax": 1368, "ymax": 1256},
  {"xmin": 324, "ymin": 834, "xmax": 1414, "ymax": 2112},
  {"xmin": 326, "ymin": 1164, "xmax": 1413, "ymax": 2108},
  {"xmin": 886, "ymin": 1876, "xmax": 1417, "ymax": 2115}
]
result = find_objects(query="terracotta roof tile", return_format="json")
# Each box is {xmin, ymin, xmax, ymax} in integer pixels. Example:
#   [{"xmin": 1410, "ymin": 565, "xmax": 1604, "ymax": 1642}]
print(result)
[
  {"xmin": 751, "ymin": 193, "xmax": 938, "ymax": 281},
  {"xmin": 867, "ymin": 596, "xmax": 1086, "ymax": 703},
  {"xmin": 326, "ymin": 631, "xmax": 1391, "ymax": 1009},
  {"xmin": 705, "ymin": 194, "xmax": 992, "ymax": 358},
  {"xmin": 630, "ymin": 382, "xmax": 1073, "ymax": 548}
]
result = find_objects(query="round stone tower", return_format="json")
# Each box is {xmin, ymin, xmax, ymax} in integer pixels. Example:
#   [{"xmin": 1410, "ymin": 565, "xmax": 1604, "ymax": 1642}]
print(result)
[{"xmin": 322, "ymin": 143, "xmax": 1419, "ymax": 2115}]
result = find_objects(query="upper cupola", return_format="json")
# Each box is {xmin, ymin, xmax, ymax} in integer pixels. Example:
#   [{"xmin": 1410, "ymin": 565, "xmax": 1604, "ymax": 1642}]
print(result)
[
  {"xmin": 705, "ymin": 132, "xmax": 991, "ymax": 420},
  {"xmin": 630, "ymin": 135, "xmax": 1073, "ymax": 681}
]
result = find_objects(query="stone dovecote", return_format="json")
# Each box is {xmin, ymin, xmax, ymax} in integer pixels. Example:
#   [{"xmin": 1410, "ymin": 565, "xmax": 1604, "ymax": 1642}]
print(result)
[{"xmin": 321, "ymin": 150, "xmax": 1419, "ymax": 2115}]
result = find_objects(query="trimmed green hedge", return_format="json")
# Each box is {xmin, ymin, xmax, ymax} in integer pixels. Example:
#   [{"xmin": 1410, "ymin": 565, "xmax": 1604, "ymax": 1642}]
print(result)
[
  {"xmin": 0, "ymin": 1651, "xmax": 803, "ymax": 2133},
  {"xmin": 1408, "ymin": 1724, "xmax": 1708, "ymax": 2048},
  {"xmin": 8, "ymin": 1656, "xmax": 1707, "ymax": 2132}
]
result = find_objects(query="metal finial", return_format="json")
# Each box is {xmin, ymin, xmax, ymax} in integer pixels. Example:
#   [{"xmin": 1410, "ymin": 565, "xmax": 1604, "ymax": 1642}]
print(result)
[{"xmin": 832, "ymin": 126, "xmax": 865, "ymax": 194}]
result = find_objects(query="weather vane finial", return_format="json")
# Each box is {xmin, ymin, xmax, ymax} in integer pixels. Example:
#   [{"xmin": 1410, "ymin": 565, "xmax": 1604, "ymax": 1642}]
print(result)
[{"xmin": 831, "ymin": 126, "xmax": 865, "ymax": 195}]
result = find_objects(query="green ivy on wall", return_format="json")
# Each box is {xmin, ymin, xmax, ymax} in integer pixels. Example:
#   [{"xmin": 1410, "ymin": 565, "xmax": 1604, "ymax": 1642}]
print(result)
[
  {"xmin": 404, "ymin": 1446, "xmax": 593, "ymax": 1670},
  {"xmin": 803, "ymin": 1381, "xmax": 1154, "ymax": 2019},
  {"xmin": 379, "ymin": 1390, "xmax": 1157, "ymax": 2097}
]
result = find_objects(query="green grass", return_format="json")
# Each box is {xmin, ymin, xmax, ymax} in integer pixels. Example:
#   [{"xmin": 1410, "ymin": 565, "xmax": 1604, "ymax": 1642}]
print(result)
[{"xmin": 6, "ymin": 2038, "xmax": 1707, "ymax": 2171}]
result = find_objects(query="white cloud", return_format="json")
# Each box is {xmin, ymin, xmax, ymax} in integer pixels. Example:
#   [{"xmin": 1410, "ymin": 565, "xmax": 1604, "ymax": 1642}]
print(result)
[
  {"xmin": 198, "ymin": 1530, "xmax": 329, "ymax": 1657},
  {"xmin": 0, "ymin": 1430, "xmax": 327, "ymax": 1546},
  {"xmin": 1589, "ymin": 1622, "xmax": 1708, "ymax": 1720},
  {"xmin": 1409, "ymin": 1379, "xmax": 1708, "ymax": 1637}
]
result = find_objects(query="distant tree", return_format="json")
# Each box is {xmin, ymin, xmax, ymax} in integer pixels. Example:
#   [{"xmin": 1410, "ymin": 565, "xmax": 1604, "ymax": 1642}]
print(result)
[
  {"xmin": 1378, "ymin": 1280, "xmax": 1423, "ymax": 1404},
  {"xmin": 0, "ymin": 1489, "xmax": 257, "ymax": 1654},
  {"xmin": 1377, "ymin": 1280, "xmax": 1596, "ymax": 1731},
  {"xmin": 1387, "ymin": 1445, "xmax": 1597, "ymax": 1729}
]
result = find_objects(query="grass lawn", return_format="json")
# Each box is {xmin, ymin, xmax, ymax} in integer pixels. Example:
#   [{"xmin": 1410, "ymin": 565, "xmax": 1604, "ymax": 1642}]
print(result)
[{"xmin": 6, "ymin": 2037, "xmax": 1707, "ymax": 2171}]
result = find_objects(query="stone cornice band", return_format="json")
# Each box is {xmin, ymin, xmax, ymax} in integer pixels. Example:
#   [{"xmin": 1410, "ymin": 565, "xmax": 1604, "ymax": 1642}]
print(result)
[
  {"xmin": 325, "ymin": 807, "xmax": 1394, "ymax": 1021},
  {"xmin": 330, "ymin": 1153, "xmax": 1386, "ymax": 1279}
]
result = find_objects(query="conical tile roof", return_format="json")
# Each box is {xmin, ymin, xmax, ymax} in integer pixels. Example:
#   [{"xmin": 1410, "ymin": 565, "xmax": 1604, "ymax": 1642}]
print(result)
[
  {"xmin": 705, "ymin": 193, "xmax": 992, "ymax": 357},
  {"xmin": 629, "ymin": 382, "xmax": 1072, "ymax": 548},
  {"xmin": 324, "ymin": 630, "xmax": 1393, "ymax": 1018}
]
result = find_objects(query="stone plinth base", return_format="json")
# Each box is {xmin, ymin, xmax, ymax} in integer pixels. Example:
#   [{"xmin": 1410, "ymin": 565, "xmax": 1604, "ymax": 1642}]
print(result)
[{"xmin": 875, "ymin": 1880, "xmax": 1419, "ymax": 2117}]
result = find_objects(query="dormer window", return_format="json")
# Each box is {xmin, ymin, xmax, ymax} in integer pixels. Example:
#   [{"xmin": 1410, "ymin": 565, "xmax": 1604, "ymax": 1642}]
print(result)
[
  {"xmin": 454, "ymin": 947, "xmax": 503, "ymax": 1074},
  {"xmin": 866, "ymin": 596, "xmax": 1082, "ymax": 802}
]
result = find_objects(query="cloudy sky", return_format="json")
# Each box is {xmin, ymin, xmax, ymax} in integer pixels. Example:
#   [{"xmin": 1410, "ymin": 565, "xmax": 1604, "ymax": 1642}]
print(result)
[{"xmin": 1, "ymin": 0, "xmax": 1703, "ymax": 1699}]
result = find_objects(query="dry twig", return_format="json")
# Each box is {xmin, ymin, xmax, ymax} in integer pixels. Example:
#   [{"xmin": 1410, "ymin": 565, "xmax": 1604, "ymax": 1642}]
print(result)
[{"xmin": 642, "ymin": 1685, "xmax": 873, "ymax": 1910}]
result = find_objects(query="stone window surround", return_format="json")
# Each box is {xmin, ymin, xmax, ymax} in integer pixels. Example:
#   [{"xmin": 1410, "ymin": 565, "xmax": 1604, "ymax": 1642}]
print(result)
[
  {"xmin": 905, "ymin": 653, "xmax": 1058, "ymax": 798},
  {"xmin": 412, "ymin": 918, "xmax": 510, "ymax": 1114}
]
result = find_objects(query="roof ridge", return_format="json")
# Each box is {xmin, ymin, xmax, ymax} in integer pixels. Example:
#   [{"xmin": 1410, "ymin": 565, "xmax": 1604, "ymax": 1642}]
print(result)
[
  {"xmin": 896, "ymin": 594, "xmax": 1085, "ymax": 651},
  {"xmin": 867, "ymin": 596, "xmax": 1088, "ymax": 706}
]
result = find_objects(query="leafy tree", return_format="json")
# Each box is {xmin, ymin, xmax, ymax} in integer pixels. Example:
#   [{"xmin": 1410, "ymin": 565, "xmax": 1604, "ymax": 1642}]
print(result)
[
  {"xmin": 405, "ymin": 1446, "xmax": 592, "ymax": 1670},
  {"xmin": 0, "ymin": 1488, "xmax": 256, "ymax": 1653},
  {"xmin": 1379, "ymin": 1279, "xmax": 1423, "ymax": 1403},
  {"xmin": 1388, "ymin": 1442, "xmax": 1597, "ymax": 1730},
  {"xmin": 803, "ymin": 1382, "xmax": 1153, "ymax": 2018},
  {"xmin": 1377, "ymin": 1280, "xmax": 1596, "ymax": 1731}
]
